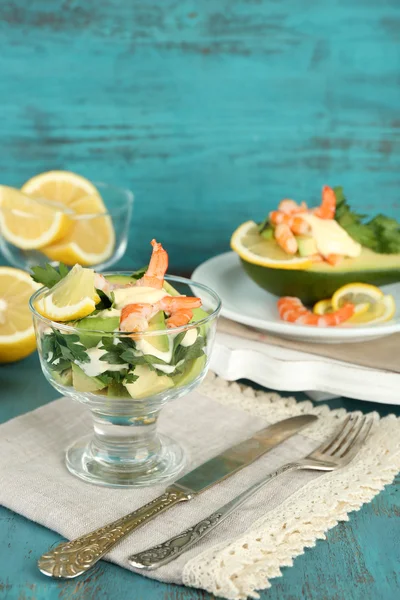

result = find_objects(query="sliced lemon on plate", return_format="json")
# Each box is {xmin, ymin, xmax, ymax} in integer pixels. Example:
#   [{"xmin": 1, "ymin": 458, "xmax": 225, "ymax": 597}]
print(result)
[
  {"xmin": 34, "ymin": 264, "xmax": 100, "ymax": 322},
  {"xmin": 331, "ymin": 283, "xmax": 384, "ymax": 311},
  {"xmin": 313, "ymin": 298, "xmax": 370, "ymax": 318},
  {"xmin": 231, "ymin": 221, "xmax": 313, "ymax": 270},
  {"xmin": 313, "ymin": 299, "xmax": 333, "ymax": 315},
  {"xmin": 347, "ymin": 294, "xmax": 396, "ymax": 325},
  {"xmin": 42, "ymin": 195, "xmax": 115, "ymax": 266},
  {"xmin": 0, "ymin": 186, "xmax": 72, "ymax": 250},
  {"xmin": 0, "ymin": 267, "xmax": 40, "ymax": 363},
  {"xmin": 21, "ymin": 170, "xmax": 100, "ymax": 207}
]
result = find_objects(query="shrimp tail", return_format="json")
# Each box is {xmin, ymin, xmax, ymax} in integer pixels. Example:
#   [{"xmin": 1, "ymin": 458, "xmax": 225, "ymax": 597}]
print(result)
[
  {"xmin": 136, "ymin": 239, "xmax": 168, "ymax": 289},
  {"xmin": 314, "ymin": 186, "xmax": 336, "ymax": 219}
]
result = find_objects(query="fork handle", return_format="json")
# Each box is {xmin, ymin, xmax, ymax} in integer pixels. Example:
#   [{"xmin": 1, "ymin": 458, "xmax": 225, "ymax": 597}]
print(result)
[
  {"xmin": 128, "ymin": 462, "xmax": 300, "ymax": 570},
  {"xmin": 38, "ymin": 488, "xmax": 190, "ymax": 578}
]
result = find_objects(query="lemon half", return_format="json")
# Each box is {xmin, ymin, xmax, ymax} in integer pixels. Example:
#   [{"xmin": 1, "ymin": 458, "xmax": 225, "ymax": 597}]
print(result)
[
  {"xmin": 231, "ymin": 221, "xmax": 313, "ymax": 270},
  {"xmin": 0, "ymin": 267, "xmax": 40, "ymax": 363}
]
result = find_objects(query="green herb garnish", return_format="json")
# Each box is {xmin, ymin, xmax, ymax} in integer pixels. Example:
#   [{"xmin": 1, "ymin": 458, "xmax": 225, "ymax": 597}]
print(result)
[
  {"xmin": 42, "ymin": 330, "xmax": 90, "ymax": 371},
  {"xmin": 31, "ymin": 263, "xmax": 69, "ymax": 288},
  {"xmin": 131, "ymin": 266, "xmax": 148, "ymax": 280},
  {"xmin": 334, "ymin": 187, "xmax": 400, "ymax": 253}
]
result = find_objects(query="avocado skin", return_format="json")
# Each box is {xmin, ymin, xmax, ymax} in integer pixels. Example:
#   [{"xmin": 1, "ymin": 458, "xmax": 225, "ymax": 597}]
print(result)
[{"xmin": 241, "ymin": 258, "xmax": 400, "ymax": 305}]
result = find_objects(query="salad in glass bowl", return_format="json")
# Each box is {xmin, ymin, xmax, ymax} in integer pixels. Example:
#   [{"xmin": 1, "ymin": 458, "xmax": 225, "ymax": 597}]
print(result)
[{"xmin": 29, "ymin": 240, "xmax": 221, "ymax": 487}]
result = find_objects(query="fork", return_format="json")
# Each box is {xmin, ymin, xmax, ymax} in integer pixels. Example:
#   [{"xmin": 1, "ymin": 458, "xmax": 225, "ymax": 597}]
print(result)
[{"xmin": 129, "ymin": 413, "xmax": 373, "ymax": 570}]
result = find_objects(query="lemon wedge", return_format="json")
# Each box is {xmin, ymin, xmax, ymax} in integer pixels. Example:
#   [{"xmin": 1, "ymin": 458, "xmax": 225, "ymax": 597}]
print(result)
[
  {"xmin": 231, "ymin": 221, "xmax": 313, "ymax": 270},
  {"xmin": 0, "ymin": 267, "xmax": 40, "ymax": 363},
  {"xmin": 34, "ymin": 264, "xmax": 100, "ymax": 322},
  {"xmin": 331, "ymin": 283, "xmax": 384, "ymax": 311},
  {"xmin": 0, "ymin": 186, "xmax": 72, "ymax": 250}
]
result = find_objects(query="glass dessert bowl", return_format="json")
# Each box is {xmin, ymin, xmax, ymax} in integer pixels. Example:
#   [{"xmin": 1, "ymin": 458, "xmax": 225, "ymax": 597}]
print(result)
[
  {"xmin": 30, "ymin": 268, "xmax": 221, "ymax": 488},
  {"xmin": 0, "ymin": 172, "xmax": 134, "ymax": 272}
]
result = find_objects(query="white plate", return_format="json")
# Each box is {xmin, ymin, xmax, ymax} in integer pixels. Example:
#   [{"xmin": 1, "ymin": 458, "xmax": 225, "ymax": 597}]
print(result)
[{"xmin": 192, "ymin": 252, "xmax": 400, "ymax": 344}]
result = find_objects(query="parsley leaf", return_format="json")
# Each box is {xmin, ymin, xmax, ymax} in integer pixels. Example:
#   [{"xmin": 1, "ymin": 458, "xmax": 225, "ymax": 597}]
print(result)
[
  {"xmin": 95, "ymin": 289, "xmax": 112, "ymax": 310},
  {"xmin": 131, "ymin": 265, "xmax": 148, "ymax": 280},
  {"xmin": 334, "ymin": 187, "xmax": 400, "ymax": 254},
  {"xmin": 42, "ymin": 330, "xmax": 89, "ymax": 370},
  {"xmin": 174, "ymin": 335, "xmax": 206, "ymax": 365},
  {"xmin": 31, "ymin": 263, "xmax": 69, "ymax": 288}
]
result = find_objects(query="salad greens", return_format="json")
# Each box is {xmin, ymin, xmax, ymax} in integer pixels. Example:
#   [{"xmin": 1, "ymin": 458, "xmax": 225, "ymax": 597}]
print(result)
[
  {"xmin": 334, "ymin": 186, "xmax": 400, "ymax": 254},
  {"xmin": 31, "ymin": 263, "xmax": 69, "ymax": 288}
]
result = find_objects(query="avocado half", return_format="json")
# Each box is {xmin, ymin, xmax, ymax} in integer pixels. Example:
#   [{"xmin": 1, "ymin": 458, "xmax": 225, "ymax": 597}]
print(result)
[{"xmin": 241, "ymin": 247, "xmax": 400, "ymax": 305}]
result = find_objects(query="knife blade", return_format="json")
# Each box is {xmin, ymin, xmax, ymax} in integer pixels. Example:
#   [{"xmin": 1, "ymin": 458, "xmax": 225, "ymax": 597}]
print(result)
[
  {"xmin": 170, "ymin": 413, "xmax": 317, "ymax": 495},
  {"xmin": 38, "ymin": 414, "xmax": 317, "ymax": 578}
]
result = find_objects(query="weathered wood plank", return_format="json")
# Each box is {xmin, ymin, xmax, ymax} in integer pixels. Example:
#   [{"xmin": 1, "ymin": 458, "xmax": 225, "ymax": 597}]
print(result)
[{"xmin": 0, "ymin": 0, "xmax": 398, "ymax": 270}]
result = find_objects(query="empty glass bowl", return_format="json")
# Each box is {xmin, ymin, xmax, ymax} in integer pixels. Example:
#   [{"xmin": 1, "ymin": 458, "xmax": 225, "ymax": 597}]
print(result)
[
  {"xmin": 0, "ymin": 182, "xmax": 133, "ymax": 272},
  {"xmin": 29, "ymin": 275, "xmax": 221, "ymax": 488}
]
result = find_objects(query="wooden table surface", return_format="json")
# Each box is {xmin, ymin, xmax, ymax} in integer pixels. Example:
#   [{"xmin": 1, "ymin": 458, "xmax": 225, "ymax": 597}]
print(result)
[
  {"xmin": 0, "ymin": 0, "xmax": 399, "ymax": 597},
  {"xmin": 1, "ymin": 353, "xmax": 399, "ymax": 600}
]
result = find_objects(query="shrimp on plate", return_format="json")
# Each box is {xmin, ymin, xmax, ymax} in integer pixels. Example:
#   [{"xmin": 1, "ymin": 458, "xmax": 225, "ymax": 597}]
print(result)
[{"xmin": 277, "ymin": 297, "xmax": 355, "ymax": 327}]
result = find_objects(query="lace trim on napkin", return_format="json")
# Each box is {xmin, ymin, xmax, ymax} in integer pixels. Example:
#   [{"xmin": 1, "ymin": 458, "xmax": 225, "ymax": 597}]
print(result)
[{"xmin": 182, "ymin": 373, "xmax": 400, "ymax": 600}]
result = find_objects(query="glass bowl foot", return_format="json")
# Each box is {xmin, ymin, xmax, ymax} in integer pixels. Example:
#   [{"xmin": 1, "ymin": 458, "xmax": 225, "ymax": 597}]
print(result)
[{"xmin": 65, "ymin": 433, "xmax": 186, "ymax": 488}]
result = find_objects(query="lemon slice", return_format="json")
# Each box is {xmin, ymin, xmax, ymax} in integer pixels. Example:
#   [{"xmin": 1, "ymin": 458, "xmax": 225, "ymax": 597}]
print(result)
[
  {"xmin": 313, "ymin": 299, "xmax": 333, "ymax": 315},
  {"xmin": 34, "ymin": 264, "xmax": 100, "ymax": 322},
  {"xmin": 331, "ymin": 283, "xmax": 384, "ymax": 311},
  {"xmin": 0, "ymin": 186, "xmax": 72, "ymax": 250},
  {"xmin": 314, "ymin": 298, "xmax": 370, "ymax": 318},
  {"xmin": 347, "ymin": 294, "xmax": 396, "ymax": 325},
  {"xmin": 231, "ymin": 221, "xmax": 313, "ymax": 270},
  {"xmin": 42, "ymin": 195, "xmax": 115, "ymax": 266},
  {"xmin": 21, "ymin": 170, "xmax": 100, "ymax": 207},
  {"xmin": 0, "ymin": 267, "xmax": 40, "ymax": 363}
]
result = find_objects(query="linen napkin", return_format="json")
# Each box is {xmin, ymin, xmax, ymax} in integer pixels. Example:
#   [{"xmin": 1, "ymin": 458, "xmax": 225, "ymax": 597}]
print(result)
[
  {"xmin": 1, "ymin": 373, "xmax": 400, "ymax": 600},
  {"xmin": 218, "ymin": 317, "xmax": 400, "ymax": 373}
]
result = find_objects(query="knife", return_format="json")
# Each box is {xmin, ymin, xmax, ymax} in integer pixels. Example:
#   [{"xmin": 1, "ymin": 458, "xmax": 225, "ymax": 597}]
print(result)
[{"xmin": 38, "ymin": 414, "xmax": 317, "ymax": 578}]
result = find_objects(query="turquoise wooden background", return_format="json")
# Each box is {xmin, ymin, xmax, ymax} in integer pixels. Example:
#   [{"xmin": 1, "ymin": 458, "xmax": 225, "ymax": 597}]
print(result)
[{"xmin": 0, "ymin": 0, "xmax": 399, "ymax": 271}]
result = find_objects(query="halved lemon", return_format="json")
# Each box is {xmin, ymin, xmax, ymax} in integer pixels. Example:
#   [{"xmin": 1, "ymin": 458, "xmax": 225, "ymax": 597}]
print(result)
[
  {"xmin": 0, "ymin": 186, "xmax": 72, "ymax": 250},
  {"xmin": 347, "ymin": 294, "xmax": 396, "ymax": 325},
  {"xmin": 0, "ymin": 267, "xmax": 40, "ymax": 363},
  {"xmin": 42, "ymin": 195, "xmax": 115, "ymax": 266},
  {"xmin": 231, "ymin": 221, "xmax": 313, "ymax": 270},
  {"xmin": 21, "ymin": 170, "xmax": 100, "ymax": 208},
  {"xmin": 34, "ymin": 264, "xmax": 100, "ymax": 322},
  {"xmin": 331, "ymin": 283, "xmax": 384, "ymax": 311}
]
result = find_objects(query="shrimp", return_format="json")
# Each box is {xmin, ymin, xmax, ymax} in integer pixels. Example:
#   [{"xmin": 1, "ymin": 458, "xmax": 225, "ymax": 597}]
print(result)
[
  {"xmin": 269, "ymin": 211, "xmax": 293, "ymax": 226},
  {"xmin": 324, "ymin": 254, "xmax": 342, "ymax": 266},
  {"xmin": 159, "ymin": 296, "xmax": 202, "ymax": 328},
  {"xmin": 120, "ymin": 303, "xmax": 158, "ymax": 333},
  {"xmin": 290, "ymin": 216, "xmax": 311, "ymax": 235},
  {"xmin": 314, "ymin": 185, "xmax": 336, "ymax": 219},
  {"xmin": 136, "ymin": 239, "xmax": 168, "ymax": 289},
  {"xmin": 277, "ymin": 297, "xmax": 355, "ymax": 327},
  {"xmin": 120, "ymin": 296, "xmax": 202, "ymax": 333},
  {"xmin": 274, "ymin": 223, "xmax": 298, "ymax": 254},
  {"xmin": 278, "ymin": 199, "xmax": 307, "ymax": 214}
]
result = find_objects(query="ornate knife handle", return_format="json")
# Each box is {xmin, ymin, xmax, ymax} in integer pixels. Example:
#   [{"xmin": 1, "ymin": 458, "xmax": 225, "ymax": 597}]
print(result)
[
  {"xmin": 38, "ymin": 488, "xmax": 190, "ymax": 578},
  {"xmin": 129, "ymin": 462, "xmax": 299, "ymax": 570}
]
